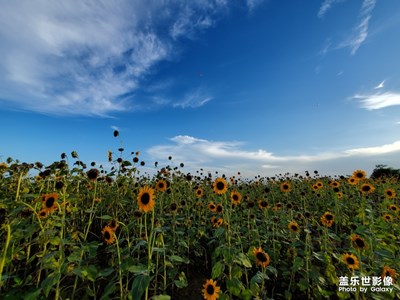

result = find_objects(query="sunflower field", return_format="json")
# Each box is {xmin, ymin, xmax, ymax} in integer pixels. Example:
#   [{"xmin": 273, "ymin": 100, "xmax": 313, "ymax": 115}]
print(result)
[{"xmin": 0, "ymin": 146, "xmax": 399, "ymax": 299}]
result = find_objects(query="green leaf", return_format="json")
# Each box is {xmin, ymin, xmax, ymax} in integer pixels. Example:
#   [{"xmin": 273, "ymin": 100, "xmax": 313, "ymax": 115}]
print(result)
[
  {"xmin": 100, "ymin": 280, "xmax": 117, "ymax": 300},
  {"xmin": 99, "ymin": 215, "xmax": 113, "ymax": 220},
  {"xmin": 125, "ymin": 264, "xmax": 148, "ymax": 274},
  {"xmin": 169, "ymin": 255, "xmax": 189, "ymax": 264},
  {"xmin": 98, "ymin": 267, "xmax": 115, "ymax": 278},
  {"xmin": 40, "ymin": 272, "xmax": 61, "ymax": 297},
  {"xmin": 131, "ymin": 274, "xmax": 150, "ymax": 300},
  {"xmin": 227, "ymin": 278, "xmax": 244, "ymax": 297},
  {"xmin": 212, "ymin": 261, "xmax": 224, "ymax": 279},
  {"xmin": 292, "ymin": 257, "xmax": 304, "ymax": 272},
  {"xmin": 22, "ymin": 288, "xmax": 42, "ymax": 300},
  {"xmin": 234, "ymin": 253, "xmax": 252, "ymax": 268}
]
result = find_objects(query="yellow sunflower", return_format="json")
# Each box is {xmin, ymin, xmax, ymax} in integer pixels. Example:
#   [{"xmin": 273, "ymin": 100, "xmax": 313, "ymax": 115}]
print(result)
[
  {"xmin": 383, "ymin": 213, "xmax": 393, "ymax": 222},
  {"xmin": 108, "ymin": 219, "xmax": 119, "ymax": 232},
  {"xmin": 330, "ymin": 181, "xmax": 340, "ymax": 188},
  {"xmin": 384, "ymin": 189, "xmax": 396, "ymax": 199},
  {"xmin": 137, "ymin": 186, "xmax": 155, "ymax": 213},
  {"xmin": 316, "ymin": 181, "xmax": 323, "ymax": 189},
  {"xmin": 195, "ymin": 187, "xmax": 204, "ymax": 198},
  {"xmin": 213, "ymin": 177, "xmax": 228, "ymax": 195},
  {"xmin": 102, "ymin": 226, "xmax": 115, "ymax": 245},
  {"xmin": 352, "ymin": 170, "xmax": 367, "ymax": 180},
  {"xmin": 360, "ymin": 183, "xmax": 375, "ymax": 194},
  {"xmin": 382, "ymin": 266, "xmax": 397, "ymax": 283},
  {"xmin": 202, "ymin": 279, "xmax": 220, "ymax": 300},
  {"xmin": 258, "ymin": 199, "xmax": 269, "ymax": 209},
  {"xmin": 342, "ymin": 253, "xmax": 359, "ymax": 270},
  {"xmin": 350, "ymin": 234, "xmax": 367, "ymax": 250},
  {"xmin": 156, "ymin": 179, "xmax": 168, "ymax": 192},
  {"xmin": 42, "ymin": 192, "xmax": 59, "ymax": 214},
  {"xmin": 288, "ymin": 221, "xmax": 300, "ymax": 233},
  {"xmin": 336, "ymin": 192, "xmax": 343, "ymax": 199},
  {"xmin": 320, "ymin": 212, "xmax": 334, "ymax": 227},
  {"xmin": 280, "ymin": 182, "xmax": 291, "ymax": 193},
  {"xmin": 230, "ymin": 190, "xmax": 242, "ymax": 205},
  {"xmin": 208, "ymin": 202, "xmax": 217, "ymax": 213},
  {"xmin": 388, "ymin": 204, "xmax": 399, "ymax": 213},
  {"xmin": 348, "ymin": 176, "xmax": 359, "ymax": 185},
  {"xmin": 38, "ymin": 208, "xmax": 49, "ymax": 218},
  {"xmin": 253, "ymin": 247, "xmax": 271, "ymax": 268}
]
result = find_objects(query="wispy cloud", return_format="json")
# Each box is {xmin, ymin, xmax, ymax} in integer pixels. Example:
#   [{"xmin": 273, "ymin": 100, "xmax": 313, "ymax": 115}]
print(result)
[
  {"xmin": 374, "ymin": 80, "xmax": 385, "ymax": 89},
  {"xmin": 148, "ymin": 135, "xmax": 400, "ymax": 177},
  {"xmin": 0, "ymin": 0, "xmax": 252, "ymax": 116},
  {"xmin": 318, "ymin": 0, "xmax": 341, "ymax": 19},
  {"xmin": 319, "ymin": 0, "xmax": 376, "ymax": 55},
  {"xmin": 246, "ymin": 0, "xmax": 265, "ymax": 13},
  {"xmin": 354, "ymin": 92, "xmax": 400, "ymax": 110},
  {"xmin": 173, "ymin": 88, "xmax": 213, "ymax": 108},
  {"xmin": 341, "ymin": 0, "xmax": 376, "ymax": 54}
]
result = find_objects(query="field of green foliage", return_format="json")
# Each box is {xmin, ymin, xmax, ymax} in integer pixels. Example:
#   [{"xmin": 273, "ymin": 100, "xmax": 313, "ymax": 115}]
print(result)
[{"xmin": 0, "ymin": 141, "xmax": 399, "ymax": 299}]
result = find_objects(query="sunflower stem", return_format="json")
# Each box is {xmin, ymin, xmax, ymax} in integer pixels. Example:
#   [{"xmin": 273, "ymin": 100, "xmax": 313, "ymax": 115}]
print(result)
[{"xmin": 0, "ymin": 224, "xmax": 11, "ymax": 290}]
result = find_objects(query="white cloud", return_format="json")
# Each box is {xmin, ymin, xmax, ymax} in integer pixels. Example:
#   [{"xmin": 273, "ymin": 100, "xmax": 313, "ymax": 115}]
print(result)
[
  {"xmin": 246, "ymin": 0, "xmax": 265, "ymax": 13},
  {"xmin": 148, "ymin": 135, "xmax": 400, "ymax": 177},
  {"xmin": 341, "ymin": 0, "xmax": 376, "ymax": 55},
  {"xmin": 354, "ymin": 92, "xmax": 400, "ymax": 110},
  {"xmin": 0, "ymin": 0, "xmax": 252, "ymax": 116},
  {"xmin": 173, "ymin": 88, "xmax": 213, "ymax": 108}
]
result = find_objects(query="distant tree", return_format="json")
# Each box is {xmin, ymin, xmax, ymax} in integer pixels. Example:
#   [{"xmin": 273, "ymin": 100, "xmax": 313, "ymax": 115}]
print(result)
[{"xmin": 370, "ymin": 164, "xmax": 400, "ymax": 180}]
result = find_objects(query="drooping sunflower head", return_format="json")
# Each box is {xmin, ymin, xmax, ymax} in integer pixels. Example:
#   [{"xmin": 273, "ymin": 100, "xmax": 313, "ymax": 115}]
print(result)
[
  {"xmin": 280, "ymin": 182, "xmax": 291, "ymax": 193},
  {"xmin": 288, "ymin": 221, "xmax": 300, "ymax": 233},
  {"xmin": 342, "ymin": 253, "xmax": 359, "ymax": 270},
  {"xmin": 350, "ymin": 234, "xmax": 367, "ymax": 250},
  {"xmin": 216, "ymin": 204, "xmax": 223, "ymax": 214},
  {"xmin": 230, "ymin": 190, "xmax": 242, "ymax": 205},
  {"xmin": 253, "ymin": 247, "xmax": 271, "ymax": 268},
  {"xmin": 360, "ymin": 183, "xmax": 375, "ymax": 194},
  {"xmin": 156, "ymin": 179, "xmax": 168, "ymax": 192},
  {"xmin": 353, "ymin": 170, "xmax": 367, "ymax": 180},
  {"xmin": 102, "ymin": 226, "xmax": 115, "ymax": 245},
  {"xmin": 202, "ymin": 279, "xmax": 220, "ymax": 300},
  {"xmin": 86, "ymin": 168, "xmax": 100, "ymax": 181},
  {"xmin": 320, "ymin": 212, "xmax": 335, "ymax": 227},
  {"xmin": 213, "ymin": 177, "xmax": 228, "ymax": 195},
  {"xmin": 384, "ymin": 189, "xmax": 396, "ymax": 199},
  {"xmin": 137, "ymin": 186, "xmax": 155, "ymax": 213},
  {"xmin": 170, "ymin": 203, "xmax": 178, "ymax": 213}
]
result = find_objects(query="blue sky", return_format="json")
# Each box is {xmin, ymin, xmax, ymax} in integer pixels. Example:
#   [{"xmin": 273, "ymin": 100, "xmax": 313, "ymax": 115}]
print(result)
[{"xmin": 1, "ymin": 0, "xmax": 400, "ymax": 178}]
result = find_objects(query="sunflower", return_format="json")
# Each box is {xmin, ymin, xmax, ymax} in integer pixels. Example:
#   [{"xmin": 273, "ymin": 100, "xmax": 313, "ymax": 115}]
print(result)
[
  {"xmin": 156, "ymin": 179, "xmax": 168, "ymax": 192},
  {"xmin": 348, "ymin": 176, "xmax": 359, "ymax": 185},
  {"xmin": 102, "ymin": 226, "xmax": 115, "ymax": 245},
  {"xmin": 42, "ymin": 193, "xmax": 59, "ymax": 213},
  {"xmin": 208, "ymin": 202, "xmax": 217, "ymax": 213},
  {"xmin": 350, "ymin": 234, "xmax": 367, "ymax": 250},
  {"xmin": 216, "ymin": 204, "xmax": 223, "ymax": 214},
  {"xmin": 272, "ymin": 202, "xmax": 282, "ymax": 211},
  {"xmin": 330, "ymin": 181, "xmax": 340, "ymax": 188},
  {"xmin": 211, "ymin": 217, "xmax": 224, "ymax": 228},
  {"xmin": 230, "ymin": 190, "xmax": 242, "ymax": 205},
  {"xmin": 383, "ymin": 213, "xmax": 393, "ymax": 222},
  {"xmin": 316, "ymin": 181, "xmax": 323, "ymax": 188},
  {"xmin": 342, "ymin": 253, "xmax": 359, "ymax": 270},
  {"xmin": 388, "ymin": 204, "xmax": 399, "ymax": 213},
  {"xmin": 258, "ymin": 199, "xmax": 269, "ymax": 209},
  {"xmin": 253, "ymin": 247, "xmax": 271, "ymax": 268},
  {"xmin": 195, "ymin": 187, "xmax": 204, "ymax": 198},
  {"xmin": 280, "ymin": 182, "xmax": 291, "ymax": 193},
  {"xmin": 384, "ymin": 189, "xmax": 396, "ymax": 199},
  {"xmin": 312, "ymin": 184, "xmax": 319, "ymax": 191},
  {"xmin": 213, "ymin": 177, "xmax": 228, "ymax": 195},
  {"xmin": 382, "ymin": 266, "xmax": 398, "ymax": 283},
  {"xmin": 288, "ymin": 221, "xmax": 300, "ymax": 233},
  {"xmin": 86, "ymin": 168, "xmax": 99, "ymax": 181},
  {"xmin": 38, "ymin": 209, "xmax": 49, "ymax": 218},
  {"xmin": 336, "ymin": 192, "xmax": 344, "ymax": 199},
  {"xmin": 170, "ymin": 203, "xmax": 178, "ymax": 213},
  {"xmin": 353, "ymin": 170, "xmax": 367, "ymax": 180},
  {"xmin": 360, "ymin": 183, "xmax": 375, "ymax": 194},
  {"xmin": 137, "ymin": 186, "xmax": 156, "ymax": 213},
  {"xmin": 202, "ymin": 279, "xmax": 220, "ymax": 300},
  {"xmin": 320, "ymin": 212, "xmax": 334, "ymax": 227},
  {"xmin": 108, "ymin": 150, "xmax": 113, "ymax": 162}
]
